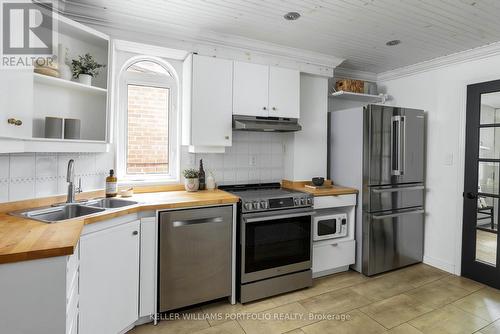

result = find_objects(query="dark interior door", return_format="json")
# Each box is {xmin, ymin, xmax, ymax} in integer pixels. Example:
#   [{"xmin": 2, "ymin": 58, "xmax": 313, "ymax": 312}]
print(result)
[{"xmin": 462, "ymin": 79, "xmax": 500, "ymax": 288}]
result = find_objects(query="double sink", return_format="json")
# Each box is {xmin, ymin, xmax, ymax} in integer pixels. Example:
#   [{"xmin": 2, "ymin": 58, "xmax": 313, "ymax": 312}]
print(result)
[{"xmin": 12, "ymin": 198, "xmax": 138, "ymax": 224}]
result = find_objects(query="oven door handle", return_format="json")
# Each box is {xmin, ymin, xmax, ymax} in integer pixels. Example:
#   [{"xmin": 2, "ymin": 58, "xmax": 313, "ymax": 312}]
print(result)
[{"xmin": 244, "ymin": 211, "xmax": 315, "ymax": 224}]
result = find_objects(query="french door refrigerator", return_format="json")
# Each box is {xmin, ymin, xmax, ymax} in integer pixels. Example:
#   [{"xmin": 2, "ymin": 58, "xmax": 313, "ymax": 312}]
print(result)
[{"xmin": 329, "ymin": 104, "xmax": 425, "ymax": 276}]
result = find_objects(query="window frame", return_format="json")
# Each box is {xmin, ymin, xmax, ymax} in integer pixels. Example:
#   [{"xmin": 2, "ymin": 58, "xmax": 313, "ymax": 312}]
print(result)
[{"xmin": 116, "ymin": 56, "xmax": 180, "ymax": 185}]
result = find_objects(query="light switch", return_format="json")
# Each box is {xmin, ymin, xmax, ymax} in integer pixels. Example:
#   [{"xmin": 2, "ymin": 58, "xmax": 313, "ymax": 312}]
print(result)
[
  {"xmin": 249, "ymin": 155, "xmax": 257, "ymax": 167},
  {"xmin": 444, "ymin": 153, "xmax": 454, "ymax": 166}
]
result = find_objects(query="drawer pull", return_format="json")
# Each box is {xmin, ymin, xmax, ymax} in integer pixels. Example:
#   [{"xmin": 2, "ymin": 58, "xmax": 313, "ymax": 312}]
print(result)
[{"xmin": 7, "ymin": 118, "xmax": 22, "ymax": 126}]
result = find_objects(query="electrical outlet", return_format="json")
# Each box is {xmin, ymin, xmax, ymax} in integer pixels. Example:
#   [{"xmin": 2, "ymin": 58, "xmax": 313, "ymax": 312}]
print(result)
[
  {"xmin": 188, "ymin": 153, "xmax": 196, "ymax": 166},
  {"xmin": 249, "ymin": 155, "xmax": 257, "ymax": 167}
]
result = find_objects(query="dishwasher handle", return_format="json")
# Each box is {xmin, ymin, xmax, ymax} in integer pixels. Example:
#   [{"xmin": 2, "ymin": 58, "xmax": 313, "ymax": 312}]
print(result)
[{"xmin": 172, "ymin": 217, "xmax": 224, "ymax": 227}]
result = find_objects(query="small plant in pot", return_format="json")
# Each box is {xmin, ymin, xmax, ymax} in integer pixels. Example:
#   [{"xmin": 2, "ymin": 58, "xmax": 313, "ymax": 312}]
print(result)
[
  {"xmin": 183, "ymin": 168, "xmax": 199, "ymax": 192},
  {"xmin": 71, "ymin": 53, "xmax": 106, "ymax": 85}
]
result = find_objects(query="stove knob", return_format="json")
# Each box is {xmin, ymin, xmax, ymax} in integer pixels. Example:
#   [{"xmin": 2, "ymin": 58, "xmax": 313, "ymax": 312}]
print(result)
[
  {"xmin": 294, "ymin": 198, "xmax": 300, "ymax": 206},
  {"xmin": 252, "ymin": 201, "xmax": 259, "ymax": 210},
  {"xmin": 260, "ymin": 201, "xmax": 267, "ymax": 209},
  {"xmin": 244, "ymin": 202, "xmax": 252, "ymax": 211},
  {"xmin": 307, "ymin": 197, "xmax": 313, "ymax": 205},
  {"xmin": 300, "ymin": 198, "xmax": 306, "ymax": 205}
]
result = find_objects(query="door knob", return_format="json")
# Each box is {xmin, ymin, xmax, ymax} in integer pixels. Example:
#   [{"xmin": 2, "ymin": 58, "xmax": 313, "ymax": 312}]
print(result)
[{"xmin": 465, "ymin": 192, "xmax": 477, "ymax": 199}]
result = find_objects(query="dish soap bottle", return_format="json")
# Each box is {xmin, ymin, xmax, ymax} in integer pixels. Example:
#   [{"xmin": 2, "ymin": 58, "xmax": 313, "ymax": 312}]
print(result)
[
  {"xmin": 105, "ymin": 169, "xmax": 118, "ymax": 198},
  {"xmin": 198, "ymin": 159, "xmax": 206, "ymax": 190}
]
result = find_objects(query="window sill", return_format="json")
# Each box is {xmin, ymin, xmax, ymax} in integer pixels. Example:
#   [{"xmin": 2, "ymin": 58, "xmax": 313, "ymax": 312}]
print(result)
[{"xmin": 118, "ymin": 177, "xmax": 180, "ymax": 188}]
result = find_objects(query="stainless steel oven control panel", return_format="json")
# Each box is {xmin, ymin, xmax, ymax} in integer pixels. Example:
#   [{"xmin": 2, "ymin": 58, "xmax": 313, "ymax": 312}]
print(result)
[{"xmin": 242, "ymin": 194, "xmax": 313, "ymax": 213}]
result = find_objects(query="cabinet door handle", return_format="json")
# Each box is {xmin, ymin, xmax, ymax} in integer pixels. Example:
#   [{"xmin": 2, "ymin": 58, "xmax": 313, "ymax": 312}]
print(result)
[
  {"xmin": 7, "ymin": 118, "xmax": 22, "ymax": 126},
  {"xmin": 225, "ymin": 135, "xmax": 230, "ymax": 140},
  {"xmin": 132, "ymin": 230, "xmax": 138, "ymax": 235},
  {"xmin": 263, "ymin": 107, "xmax": 267, "ymax": 110},
  {"xmin": 272, "ymin": 107, "xmax": 276, "ymax": 111}
]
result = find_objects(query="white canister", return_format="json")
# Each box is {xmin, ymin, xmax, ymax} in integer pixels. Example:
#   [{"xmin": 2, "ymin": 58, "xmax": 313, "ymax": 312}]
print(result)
[
  {"xmin": 184, "ymin": 178, "xmax": 199, "ymax": 192},
  {"xmin": 206, "ymin": 175, "xmax": 216, "ymax": 191}
]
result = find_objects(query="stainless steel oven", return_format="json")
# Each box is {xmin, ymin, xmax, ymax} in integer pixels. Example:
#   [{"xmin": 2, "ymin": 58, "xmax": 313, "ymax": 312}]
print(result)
[
  {"xmin": 219, "ymin": 183, "xmax": 314, "ymax": 303},
  {"xmin": 241, "ymin": 207, "xmax": 314, "ymax": 284}
]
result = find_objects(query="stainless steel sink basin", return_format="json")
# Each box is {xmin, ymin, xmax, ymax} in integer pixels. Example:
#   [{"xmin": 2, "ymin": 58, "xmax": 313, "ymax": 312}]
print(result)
[
  {"xmin": 14, "ymin": 204, "xmax": 106, "ymax": 223},
  {"xmin": 86, "ymin": 198, "xmax": 138, "ymax": 209}
]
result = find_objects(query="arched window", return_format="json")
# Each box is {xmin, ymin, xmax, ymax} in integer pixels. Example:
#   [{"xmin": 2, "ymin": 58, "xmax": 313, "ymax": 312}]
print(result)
[{"xmin": 117, "ymin": 56, "xmax": 179, "ymax": 182}]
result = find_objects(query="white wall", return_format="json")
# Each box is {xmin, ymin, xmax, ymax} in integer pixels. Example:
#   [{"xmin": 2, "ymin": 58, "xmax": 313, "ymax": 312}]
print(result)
[
  {"xmin": 285, "ymin": 74, "xmax": 328, "ymax": 181},
  {"xmin": 378, "ymin": 53, "xmax": 500, "ymax": 274}
]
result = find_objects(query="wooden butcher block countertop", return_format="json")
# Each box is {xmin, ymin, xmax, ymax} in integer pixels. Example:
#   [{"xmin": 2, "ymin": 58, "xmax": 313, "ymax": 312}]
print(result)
[
  {"xmin": 0, "ymin": 188, "xmax": 239, "ymax": 265},
  {"xmin": 282, "ymin": 180, "xmax": 358, "ymax": 197}
]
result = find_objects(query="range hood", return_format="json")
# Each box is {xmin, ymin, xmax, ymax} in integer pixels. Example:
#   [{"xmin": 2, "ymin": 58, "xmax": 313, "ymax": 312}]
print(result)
[{"xmin": 232, "ymin": 115, "xmax": 302, "ymax": 132}]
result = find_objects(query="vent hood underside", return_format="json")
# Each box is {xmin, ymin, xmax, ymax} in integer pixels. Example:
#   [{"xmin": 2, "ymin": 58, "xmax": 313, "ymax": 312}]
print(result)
[{"xmin": 232, "ymin": 115, "xmax": 302, "ymax": 132}]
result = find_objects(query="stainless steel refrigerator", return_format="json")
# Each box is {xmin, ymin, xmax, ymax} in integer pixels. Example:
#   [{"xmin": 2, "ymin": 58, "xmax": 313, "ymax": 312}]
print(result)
[{"xmin": 329, "ymin": 104, "xmax": 425, "ymax": 276}]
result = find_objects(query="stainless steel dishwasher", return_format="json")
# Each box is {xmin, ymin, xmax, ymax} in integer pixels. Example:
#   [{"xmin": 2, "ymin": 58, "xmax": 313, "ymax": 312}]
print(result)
[{"xmin": 158, "ymin": 205, "xmax": 232, "ymax": 312}]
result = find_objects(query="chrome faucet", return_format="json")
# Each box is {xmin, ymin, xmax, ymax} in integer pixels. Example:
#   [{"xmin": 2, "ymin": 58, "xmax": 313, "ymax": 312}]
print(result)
[{"xmin": 66, "ymin": 159, "xmax": 82, "ymax": 203}]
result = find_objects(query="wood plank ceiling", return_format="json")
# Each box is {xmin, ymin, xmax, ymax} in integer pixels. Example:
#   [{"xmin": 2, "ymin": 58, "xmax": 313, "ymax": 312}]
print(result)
[{"xmin": 61, "ymin": 0, "xmax": 500, "ymax": 73}]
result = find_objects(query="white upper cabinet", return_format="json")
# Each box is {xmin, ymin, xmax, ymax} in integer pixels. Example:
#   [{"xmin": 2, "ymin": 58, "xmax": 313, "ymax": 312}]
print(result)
[
  {"xmin": 233, "ymin": 61, "xmax": 269, "ymax": 117},
  {"xmin": 0, "ymin": 70, "xmax": 33, "ymax": 139},
  {"xmin": 183, "ymin": 54, "xmax": 233, "ymax": 153},
  {"xmin": 232, "ymin": 61, "xmax": 300, "ymax": 119},
  {"xmin": 269, "ymin": 66, "xmax": 300, "ymax": 119}
]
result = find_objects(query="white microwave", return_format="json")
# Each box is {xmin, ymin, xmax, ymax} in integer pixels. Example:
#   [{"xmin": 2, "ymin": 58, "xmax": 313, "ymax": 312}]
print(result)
[{"xmin": 313, "ymin": 213, "xmax": 348, "ymax": 241}]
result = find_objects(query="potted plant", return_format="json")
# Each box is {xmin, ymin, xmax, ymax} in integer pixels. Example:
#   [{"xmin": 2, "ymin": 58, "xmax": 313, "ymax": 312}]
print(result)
[
  {"xmin": 71, "ymin": 53, "xmax": 106, "ymax": 85},
  {"xmin": 182, "ymin": 168, "xmax": 199, "ymax": 192}
]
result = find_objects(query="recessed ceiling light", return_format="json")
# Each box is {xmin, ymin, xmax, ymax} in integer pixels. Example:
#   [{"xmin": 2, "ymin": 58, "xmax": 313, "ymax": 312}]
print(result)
[
  {"xmin": 386, "ymin": 39, "xmax": 401, "ymax": 46},
  {"xmin": 284, "ymin": 12, "xmax": 301, "ymax": 20}
]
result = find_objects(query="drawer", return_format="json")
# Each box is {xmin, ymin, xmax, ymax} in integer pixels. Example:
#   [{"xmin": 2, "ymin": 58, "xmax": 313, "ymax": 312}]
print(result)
[
  {"xmin": 312, "ymin": 239, "xmax": 355, "ymax": 274},
  {"xmin": 66, "ymin": 264, "xmax": 79, "ymax": 296},
  {"xmin": 67, "ymin": 311, "xmax": 78, "ymax": 334},
  {"xmin": 66, "ymin": 274, "xmax": 78, "ymax": 314},
  {"xmin": 314, "ymin": 194, "xmax": 356, "ymax": 209}
]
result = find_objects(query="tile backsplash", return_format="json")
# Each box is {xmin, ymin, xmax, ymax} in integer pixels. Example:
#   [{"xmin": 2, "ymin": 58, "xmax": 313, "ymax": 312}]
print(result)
[
  {"xmin": 0, "ymin": 152, "xmax": 114, "ymax": 203},
  {"xmin": 0, "ymin": 132, "xmax": 287, "ymax": 203},
  {"xmin": 188, "ymin": 132, "xmax": 287, "ymax": 186}
]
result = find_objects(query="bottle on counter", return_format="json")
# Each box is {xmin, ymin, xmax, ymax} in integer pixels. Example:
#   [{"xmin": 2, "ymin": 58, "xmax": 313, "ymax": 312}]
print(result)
[
  {"xmin": 198, "ymin": 159, "xmax": 206, "ymax": 190},
  {"xmin": 105, "ymin": 169, "xmax": 118, "ymax": 198}
]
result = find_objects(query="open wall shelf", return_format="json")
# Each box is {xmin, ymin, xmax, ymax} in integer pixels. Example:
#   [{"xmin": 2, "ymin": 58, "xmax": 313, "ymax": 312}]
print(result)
[{"xmin": 330, "ymin": 91, "xmax": 388, "ymax": 104}]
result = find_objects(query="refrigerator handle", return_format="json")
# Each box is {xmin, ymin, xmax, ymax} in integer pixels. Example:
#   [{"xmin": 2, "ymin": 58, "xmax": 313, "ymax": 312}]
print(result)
[
  {"xmin": 400, "ymin": 116, "xmax": 406, "ymax": 175},
  {"xmin": 391, "ymin": 115, "xmax": 405, "ymax": 176},
  {"xmin": 391, "ymin": 116, "xmax": 400, "ymax": 175},
  {"xmin": 372, "ymin": 209, "xmax": 424, "ymax": 220}
]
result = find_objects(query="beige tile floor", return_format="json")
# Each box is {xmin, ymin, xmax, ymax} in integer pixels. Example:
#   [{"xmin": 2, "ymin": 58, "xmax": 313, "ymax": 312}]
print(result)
[{"xmin": 129, "ymin": 264, "xmax": 500, "ymax": 334}]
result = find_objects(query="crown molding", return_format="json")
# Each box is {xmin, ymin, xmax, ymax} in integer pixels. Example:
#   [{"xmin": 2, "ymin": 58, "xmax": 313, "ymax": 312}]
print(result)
[
  {"xmin": 377, "ymin": 41, "xmax": 500, "ymax": 82},
  {"xmin": 334, "ymin": 67, "xmax": 377, "ymax": 82},
  {"xmin": 61, "ymin": 10, "xmax": 344, "ymax": 73}
]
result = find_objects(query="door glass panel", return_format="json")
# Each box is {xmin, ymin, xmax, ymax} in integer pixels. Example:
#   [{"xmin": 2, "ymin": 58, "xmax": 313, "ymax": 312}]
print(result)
[
  {"xmin": 476, "ymin": 196, "xmax": 497, "ymax": 266},
  {"xmin": 479, "ymin": 128, "xmax": 500, "ymax": 159},
  {"xmin": 480, "ymin": 92, "xmax": 500, "ymax": 124},
  {"xmin": 245, "ymin": 215, "xmax": 311, "ymax": 273},
  {"xmin": 478, "ymin": 161, "xmax": 500, "ymax": 195}
]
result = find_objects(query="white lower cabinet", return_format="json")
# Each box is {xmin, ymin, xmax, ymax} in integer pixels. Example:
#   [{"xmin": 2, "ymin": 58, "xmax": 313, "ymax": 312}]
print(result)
[
  {"xmin": 312, "ymin": 194, "xmax": 357, "ymax": 278},
  {"xmin": 139, "ymin": 217, "xmax": 157, "ymax": 318},
  {"xmin": 79, "ymin": 219, "xmax": 140, "ymax": 334},
  {"xmin": 313, "ymin": 239, "xmax": 355, "ymax": 277},
  {"xmin": 0, "ymin": 249, "xmax": 79, "ymax": 334}
]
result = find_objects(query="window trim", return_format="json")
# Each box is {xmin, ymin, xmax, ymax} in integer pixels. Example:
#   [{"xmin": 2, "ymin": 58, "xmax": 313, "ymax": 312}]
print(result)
[{"xmin": 116, "ymin": 55, "xmax": 180, "ymax": 185}]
